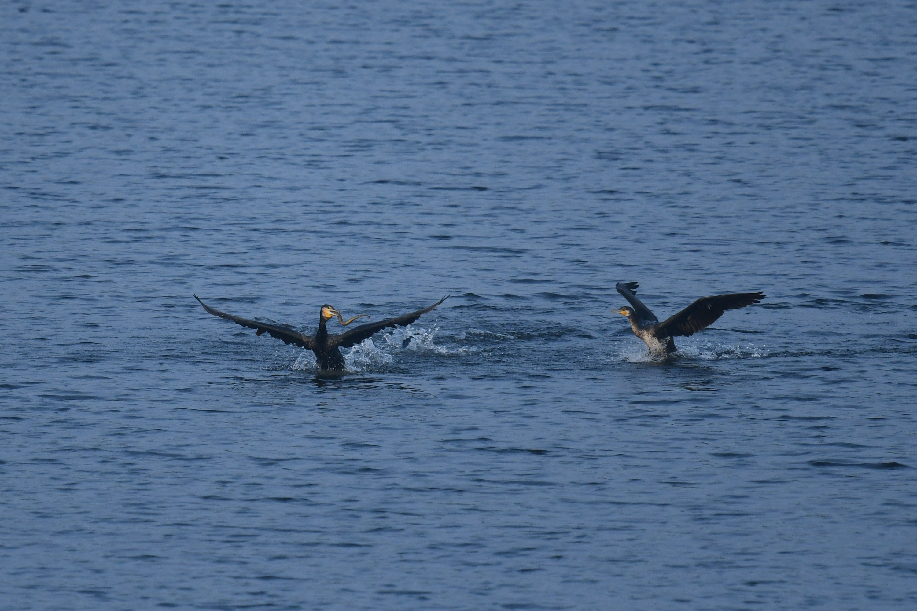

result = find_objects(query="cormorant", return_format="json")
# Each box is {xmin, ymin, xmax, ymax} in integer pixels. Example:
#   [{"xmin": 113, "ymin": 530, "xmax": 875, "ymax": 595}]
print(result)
[
  {"xmin": 613, "ymin": 282, "xmax": 764, "ymax": 357},
  {"xmin": 194, "ymin": 295, "xmax": 449, "ymax": 372}
]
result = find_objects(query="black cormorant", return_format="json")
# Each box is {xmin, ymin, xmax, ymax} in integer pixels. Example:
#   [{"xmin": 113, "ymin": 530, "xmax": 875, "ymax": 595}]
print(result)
[
  {"xmin": 613, "ymin": 282, "xmax": 764, "ymax": 357},
  {"xmin": 194, "ymin": 295, "xmax": 448, "ymax": 372}
]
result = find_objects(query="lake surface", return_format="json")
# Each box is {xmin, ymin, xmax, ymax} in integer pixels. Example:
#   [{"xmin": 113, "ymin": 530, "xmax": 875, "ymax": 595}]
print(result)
[{"xmin": 2, "ymin": 1, "xmax": 916, "ymax": 609}]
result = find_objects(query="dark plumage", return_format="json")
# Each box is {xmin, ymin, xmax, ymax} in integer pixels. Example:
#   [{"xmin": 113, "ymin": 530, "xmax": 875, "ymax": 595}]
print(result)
[
  {"xmin": 613, "ymin": 282, "xmax": 764, "ymax": 356},
  {"xmin": 195, "ymin": 295, "xmax": 448, "ymax": 372}
]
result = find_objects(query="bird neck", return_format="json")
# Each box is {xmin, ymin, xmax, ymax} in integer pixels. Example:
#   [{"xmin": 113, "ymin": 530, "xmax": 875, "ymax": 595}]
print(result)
[{"xmin": 626, "ymin": 312, "xmax": 645, "ymax": 333}]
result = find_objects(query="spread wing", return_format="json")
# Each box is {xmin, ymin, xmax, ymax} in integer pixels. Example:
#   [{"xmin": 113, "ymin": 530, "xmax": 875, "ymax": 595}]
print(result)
[
  {"xmin": 194, "ymin": 295, "xmax": 315, "ymax": 350},
  {"xmin": 332, "ymin": 296, "xmax": 449, "ymax": 349},
  {"xmin": 655, "ymin": 292, "xmax": 765, "ymax": 337},
  {"xmin": 615, "ymin": 282, "xmax": 658, "ymax": 325}
]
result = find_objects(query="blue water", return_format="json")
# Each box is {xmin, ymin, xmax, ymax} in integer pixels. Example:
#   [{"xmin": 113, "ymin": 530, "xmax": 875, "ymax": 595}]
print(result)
[{"xmin": 2, "ymin": 1, "xmax": 916, "ymax": 609}]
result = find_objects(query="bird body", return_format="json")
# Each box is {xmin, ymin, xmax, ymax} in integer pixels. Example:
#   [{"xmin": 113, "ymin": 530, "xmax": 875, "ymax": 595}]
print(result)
[
  {"xmin": 194, "ymin": 295, "xmax": 448, "ymax": 372},
  {"xmin": 625, "ymin": 318, "xmax": 676, "ymax": 355},
  {"xmin": 613, "ymin": 282, "xmax": 763, "ymax": 357},
  {"xmin": 311, "ymin": 315, "xmax": 346, "ymax": 371}
]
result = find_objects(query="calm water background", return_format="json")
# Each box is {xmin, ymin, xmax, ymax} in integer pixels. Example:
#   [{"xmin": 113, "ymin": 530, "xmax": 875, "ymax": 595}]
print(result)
[{"xmin": 2, "ymin": 1, "xmax": 916, "ymax": 609}]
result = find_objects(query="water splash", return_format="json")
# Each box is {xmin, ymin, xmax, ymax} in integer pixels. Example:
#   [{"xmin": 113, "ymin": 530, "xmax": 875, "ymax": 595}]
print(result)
[
  {"xmin": 345, "ymin": 337, "xmax": 394, "ymax": 372},
  {"xmin": 291, "ymin": 351, "xmax": 317, "ymax": 371},
  {"xmin": 689, "ymin": 342, "xmax": 768, "ymax": 360},
  {"xmin": 289, "ymin": 325, "xmax": 469, "ymax": 374},
  {"xmin": 617, "ymin": 344, "xmax": 657, "ymax": 363},
  {"xmin": 614, "ymin": 341, "xmax": 768, "ymax": 363}
]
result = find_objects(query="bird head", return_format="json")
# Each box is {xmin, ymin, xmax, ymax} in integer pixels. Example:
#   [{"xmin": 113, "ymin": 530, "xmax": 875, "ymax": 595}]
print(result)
[
  {"xmin": 613, "ymin": 306, "xmax": 634, "ymax": 318},
  {"xmin": 320, "ymin": 305, "xmax": 338, "ymax": 322}
]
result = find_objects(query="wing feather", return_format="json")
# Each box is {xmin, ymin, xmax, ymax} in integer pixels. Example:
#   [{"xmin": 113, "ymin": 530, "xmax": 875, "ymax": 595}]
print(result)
[
  {"xmin": 655, "ymin": 292, "xmax": 765, "ymax": 337},
  {"xmin": 332, "ymin": 296, "xmax": 449, "ymax": 348},
  {"xmin": 194, "ymin": 295, "xmax": 314, "ymax": 350}
]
